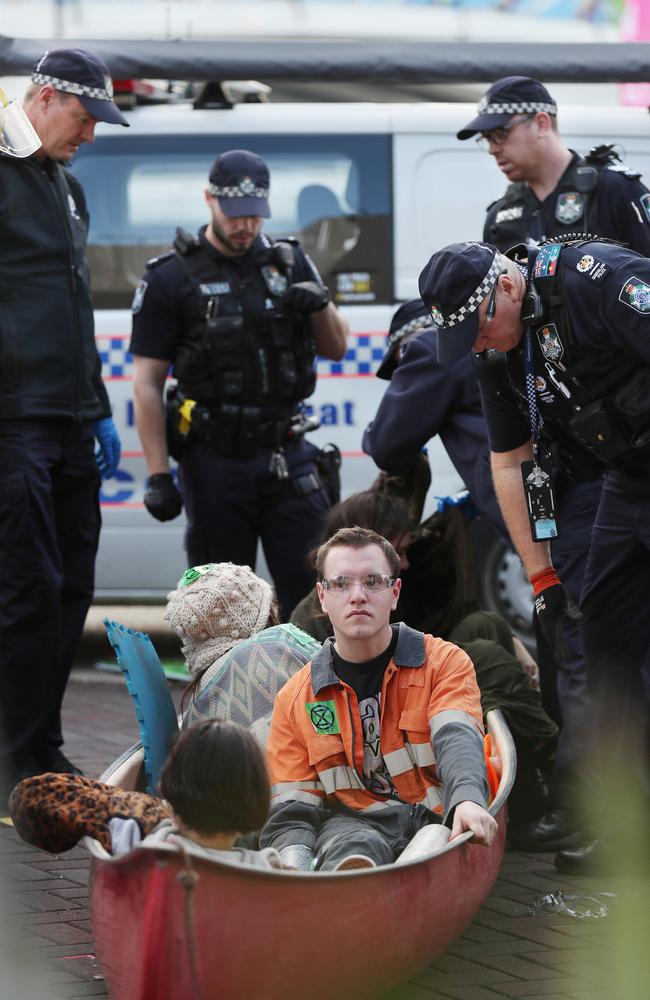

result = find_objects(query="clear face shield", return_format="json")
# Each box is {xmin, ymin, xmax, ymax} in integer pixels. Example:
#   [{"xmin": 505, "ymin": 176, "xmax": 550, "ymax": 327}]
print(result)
[{"xmin": 0, "ymin": 86, "xmax": 42, "ymax": 158}]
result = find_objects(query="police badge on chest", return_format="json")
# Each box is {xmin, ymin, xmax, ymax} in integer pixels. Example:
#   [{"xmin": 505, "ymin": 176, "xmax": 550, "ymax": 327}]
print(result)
[
  {"xmin": 555, "ymin": 191, "xmax": 584, "ymax": 225},
  {"xmin": 261, "ymin": 266, "xmax": 288, "ymax": 296}
]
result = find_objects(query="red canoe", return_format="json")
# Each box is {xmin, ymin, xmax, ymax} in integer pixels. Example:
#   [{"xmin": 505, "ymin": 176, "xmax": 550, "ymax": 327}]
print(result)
[{"xmin": 88, "ymin": 709, "xmax": 515, "ymax": 1000}]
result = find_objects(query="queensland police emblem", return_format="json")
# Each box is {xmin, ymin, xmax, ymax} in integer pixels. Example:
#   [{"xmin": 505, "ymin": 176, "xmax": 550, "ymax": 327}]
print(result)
[
  {"xmin": 306, "ymin": 700, "xmax": 340, "ymax": 735},
  {"xmin": 429, "ymin": 304, "xmax": 444, "ymax": 326},
  {"xmin": 537, "ymin": 323, "xmax": 563, "ymax": 361},
  {"xmin": 618, "ymin": 275, "xmax": 650, "ymax": 315},
  {"xmin": 261, "ymin": 265, "xmax": 288, "ymax": 296},
  {"xmin": 576, "ymin": 254, "xmax": 595, "ymax": 273},
  {"xmin": 239, "ymin": 176, "xmax": 256, "ymax": 195},
  {"xmin": 555, "ymin": 191, "xmax": 584, "ymax": 225}
]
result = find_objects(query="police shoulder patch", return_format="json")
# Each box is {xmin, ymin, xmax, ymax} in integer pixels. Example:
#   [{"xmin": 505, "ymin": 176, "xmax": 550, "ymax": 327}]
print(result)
[
  {"xmin": 639, "ymin": 193, "xmax": 650, "ymax": 224},
  {"xmin": 618, "ymin": 275, "xmax": 650, "ymax": 315},
  {"xmin": 131, "ymin": 280, "xmax": 148, "ymax": 314}
]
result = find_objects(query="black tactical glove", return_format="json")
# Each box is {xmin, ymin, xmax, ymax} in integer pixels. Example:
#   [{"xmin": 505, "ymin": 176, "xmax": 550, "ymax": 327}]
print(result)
[
  {"xmin": 143, "ymin": 473, "xmax": 183, "ymax": 522},
  {"xmin": 284, "ymin": 281, "xmax": 331, "ymax": 313},
  {"xmin": 534, "ymin": 579, "xmax": 582, "ymax": 662}
]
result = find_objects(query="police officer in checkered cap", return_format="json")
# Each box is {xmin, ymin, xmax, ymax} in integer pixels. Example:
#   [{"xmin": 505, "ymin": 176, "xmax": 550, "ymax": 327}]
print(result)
[
  {"xmin": 0, "ymin": 47, "xmax": 125, "ymax": 795},
  {"xmin": 420, "ymin": 233, "xmax": 650, "ymax": 875},
  {"xmin": 458, "ymin": 75, "xmax": 650, "ymax": 257},
  {"xmin": 130, "ymin": 149, "xmax": 348, "ymax": 619}
]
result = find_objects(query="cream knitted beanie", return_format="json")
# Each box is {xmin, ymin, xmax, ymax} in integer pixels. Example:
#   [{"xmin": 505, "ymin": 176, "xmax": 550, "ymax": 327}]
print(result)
[{"xmin": 164, "ymin": 563, "xmax": 274, "ymax": 675}]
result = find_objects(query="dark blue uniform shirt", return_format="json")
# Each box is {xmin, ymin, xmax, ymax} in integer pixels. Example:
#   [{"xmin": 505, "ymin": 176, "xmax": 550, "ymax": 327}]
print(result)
[
  {"xmin": 474, "ymin": 240, "xmax": 650, "ymax": 458},
  {"xmin": 484, "ymin": 151, "xmax": 650, "ymax": 256},
  {"xmin": 362, "ymin": 326, "xmax": 506, "ymax": 534}
]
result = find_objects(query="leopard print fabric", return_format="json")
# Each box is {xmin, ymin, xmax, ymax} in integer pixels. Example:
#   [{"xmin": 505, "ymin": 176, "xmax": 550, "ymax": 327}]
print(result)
[{"xmin": 9, "ymin": 772, "xmax": 171, "ymax": 854}]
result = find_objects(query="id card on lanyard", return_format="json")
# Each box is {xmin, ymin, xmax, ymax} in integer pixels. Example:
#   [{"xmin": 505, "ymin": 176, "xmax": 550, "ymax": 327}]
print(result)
[{"xmin": 521, "ymin": 325, "xmax": 558, "ymax": 541}]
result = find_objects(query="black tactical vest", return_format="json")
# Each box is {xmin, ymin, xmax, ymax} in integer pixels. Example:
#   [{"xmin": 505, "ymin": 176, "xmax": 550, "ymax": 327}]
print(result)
[
  {"xmin": 170, "ymin": 230, "xmax": 317, "ymax": 416},
  {"xmin": 514, "ymin": 238, "xmax": 650, "ymax": 479},
  {"xmin": 484, "ymin": 147, "xmax": 640, "ymax": 250}
]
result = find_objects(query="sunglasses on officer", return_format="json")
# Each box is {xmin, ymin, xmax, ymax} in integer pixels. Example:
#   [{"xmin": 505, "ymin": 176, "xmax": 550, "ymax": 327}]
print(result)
[{"xmin": 476, "ymin": 114, "xmax": 536, "ymax": 150}]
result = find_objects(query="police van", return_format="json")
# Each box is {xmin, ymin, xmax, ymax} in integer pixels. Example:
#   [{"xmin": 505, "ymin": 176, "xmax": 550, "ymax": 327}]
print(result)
[{"xmin": 76, "ymin": 95, "xmax": 650, "ymax": 636}]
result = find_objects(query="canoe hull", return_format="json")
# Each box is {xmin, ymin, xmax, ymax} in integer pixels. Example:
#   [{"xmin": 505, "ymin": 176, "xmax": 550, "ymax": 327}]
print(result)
[{"xmin": 90, "ymin": 806, "xmax": 506, "ymax": 1000}]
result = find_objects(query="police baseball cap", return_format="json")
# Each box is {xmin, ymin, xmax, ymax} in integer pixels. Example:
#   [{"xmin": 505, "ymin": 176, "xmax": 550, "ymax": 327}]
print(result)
[
  {"xmin": 377, "ymin": 299, "xmax": 435, "ymax": 380},
  {"xmin": 208, "ymin": 150, "xmax": 271, "ymax": 219},
  {"xmin": 457, "ymin": 76, "xmax": 556, "ymax": 141},
  {"xmin": 418, "ymin": 242, "xmax": 503, "ymax": 364},
  {"xmin": 32, "ymin": 48, "xmax": 129, "ymax": 126}
]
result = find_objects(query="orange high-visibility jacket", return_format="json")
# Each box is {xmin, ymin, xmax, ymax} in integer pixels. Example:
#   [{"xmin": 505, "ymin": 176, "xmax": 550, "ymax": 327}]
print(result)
[{"xmin": 266, "ymin": 624, "xmax": 487, "ymax": 822}]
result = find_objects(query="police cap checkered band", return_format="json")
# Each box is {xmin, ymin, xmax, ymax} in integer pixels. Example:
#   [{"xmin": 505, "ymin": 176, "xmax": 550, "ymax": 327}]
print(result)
[
  {"xmin": 32, "ymin": 71, "xmax": 114, "ymax": 101},
  {"xmin": 386, "ymin": 314, "xmax": 433, "ymax": 351},
  {"xmin": 435, "ymin": 253, "xmax": 502, "ymax": 330},
  {"xmin": 457, "ymin": 75, "xmax": 555, "ymax": 140},
  {"xmin": 208, "ymin": 181, "xmax": 270, "ymax": 199},
  {"xmin": 31, "ymin": 48, "xmax": 128, "ymax": 126},
  {"xmin": 476, "ymin": 98, "xmax": 556, "ymax": 116}
]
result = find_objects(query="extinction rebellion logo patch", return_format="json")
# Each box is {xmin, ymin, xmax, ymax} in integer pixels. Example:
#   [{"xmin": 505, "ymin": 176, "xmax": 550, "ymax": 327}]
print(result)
[
  {"xmin": 618, "ymin": 275, "xmax": 650, "ymax": 315},
  {"xmin": 306, "ymin": 700, "xmax": 341, "ymax": 735}
]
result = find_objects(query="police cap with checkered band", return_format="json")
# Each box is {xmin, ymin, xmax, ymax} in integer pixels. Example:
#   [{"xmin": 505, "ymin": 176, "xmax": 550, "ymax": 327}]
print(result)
[
  {"xmin": 418, "ymin": 242, "xmax": 503, "ymax": 364},
  {"xmin": 32, "ymin": 48, "xmax": 128, "ymax": 126},
  {"xmin": 208, "ymin": 150, "xmax": 271, "ymax": 219},
  {"xmin": 377, "ymin": 299, "xmax": 435, "ymax": 380},
  {"xmin": 457, "ymin": 76, "xmax": 556, "ymax": 141}
]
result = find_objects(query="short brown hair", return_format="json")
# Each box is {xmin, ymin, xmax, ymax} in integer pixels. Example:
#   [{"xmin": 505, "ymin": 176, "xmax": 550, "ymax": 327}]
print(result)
[
  {"xmin": 316, "ymin": 526, "xmax": 400, "ymax": 580},
  {"xmin": 160, "ymin": 719, "xmax": 270, "ymax": 835}
]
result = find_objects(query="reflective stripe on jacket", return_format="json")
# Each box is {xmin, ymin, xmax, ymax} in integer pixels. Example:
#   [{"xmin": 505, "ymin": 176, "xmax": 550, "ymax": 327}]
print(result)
[{"xmin": 266, "ymin": 623, "xmax": 487, "ymax": 821}]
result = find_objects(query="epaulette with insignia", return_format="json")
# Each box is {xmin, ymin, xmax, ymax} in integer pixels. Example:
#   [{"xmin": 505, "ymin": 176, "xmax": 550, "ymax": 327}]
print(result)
[
  {"xmin": 145, "ymin": 249, "xmax": 175, "ymax": 269},
  {"xmin": 606, "ymin": 163, "xmax": 641, "ymax": 179},
  {"xmin": 585, "ymin": 143, "xmax": 641, "ymax": 180}
]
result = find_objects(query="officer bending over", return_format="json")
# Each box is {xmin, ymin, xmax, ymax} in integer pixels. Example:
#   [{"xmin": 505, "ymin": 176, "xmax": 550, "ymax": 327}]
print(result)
[
  {"xmin": 458, "ymin": 75, "xmax": 650, "ymax": 255},
  {"xmin": 419, "ymin": 238, "xmax": 650, "ymax": 874},
  {"xmin": 131, "ymin": 150, "xmax": 348, "ymax": 617}
]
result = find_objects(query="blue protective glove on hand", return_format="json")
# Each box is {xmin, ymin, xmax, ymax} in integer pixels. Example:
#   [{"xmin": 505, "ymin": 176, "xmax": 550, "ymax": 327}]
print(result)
[{"xmin": 94, "ymin": 417, "xmax": 121, "ymax": 479}]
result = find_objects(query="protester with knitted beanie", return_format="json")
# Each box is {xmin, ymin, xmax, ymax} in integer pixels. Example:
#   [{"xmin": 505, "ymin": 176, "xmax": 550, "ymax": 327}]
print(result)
[{"xmin": 165, "ymin": 563, "xmax": 276, "ymax": 677}]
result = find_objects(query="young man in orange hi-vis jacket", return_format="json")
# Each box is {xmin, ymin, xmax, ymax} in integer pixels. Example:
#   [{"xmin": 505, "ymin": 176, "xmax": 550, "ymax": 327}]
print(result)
[{"xmin": 260, "ymin": 526, "xmax": 497, "ymax": 871}]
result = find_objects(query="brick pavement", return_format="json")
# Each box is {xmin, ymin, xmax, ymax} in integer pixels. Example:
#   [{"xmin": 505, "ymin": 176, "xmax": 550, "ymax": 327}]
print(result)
[{"xmin": 1, "ymin": 669, "xmax": 648, "ymax": 1000}]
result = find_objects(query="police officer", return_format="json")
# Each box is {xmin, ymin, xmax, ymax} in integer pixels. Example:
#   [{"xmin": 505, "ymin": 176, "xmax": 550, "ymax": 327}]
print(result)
[
  {"xmin": 419, "ymin": 238, "xmax": 650, "ymax": 872},
  {"xmin": 362, "ymin": 298, "xmax": 506, "ymax": 535},
  {"xmin": 457, "ymin": 75, "xmax": 650, "ymax": 255},
  {"xmin": 130, "ymin": 150, "xmax": 348, "ymax": 618},
  {"xmin": 0, "ymin": 49, "xmax": 124, "ymax": 800}
]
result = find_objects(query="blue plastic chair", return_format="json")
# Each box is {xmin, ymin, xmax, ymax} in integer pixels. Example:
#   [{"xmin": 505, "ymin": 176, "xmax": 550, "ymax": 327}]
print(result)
[{"xmin": 104, "ymin": 619, "xmax": 180, "ymax": 794}]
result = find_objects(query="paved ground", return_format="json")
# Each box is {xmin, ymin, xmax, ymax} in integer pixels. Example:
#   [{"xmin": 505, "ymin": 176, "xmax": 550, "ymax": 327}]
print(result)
[{"xmin": 1, "ymin": 624, "xmax": 648, "ymax": 1000}]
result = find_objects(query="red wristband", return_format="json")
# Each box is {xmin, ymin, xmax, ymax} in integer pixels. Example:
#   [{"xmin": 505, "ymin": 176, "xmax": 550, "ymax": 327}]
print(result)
[{"xmin": 530, "ymin": 568, "xmax": 560, "ymax": 597}]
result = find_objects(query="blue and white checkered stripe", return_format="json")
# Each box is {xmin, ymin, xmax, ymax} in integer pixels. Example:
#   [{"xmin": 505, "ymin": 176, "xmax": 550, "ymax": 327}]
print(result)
[
  {"xmin": 437, "ymin": 254, "xmax": 503, "ymax": 330},
  {"xmin": 477, "ymin": 98, "xmax": 556, "ymax": 116},
  {"xmin": 31, "ymin": 72, "xmax": 114, "ymax": 101},
  {"xmin": 99, "ymin": 334, "xmax": 386, "ymax": 379}
]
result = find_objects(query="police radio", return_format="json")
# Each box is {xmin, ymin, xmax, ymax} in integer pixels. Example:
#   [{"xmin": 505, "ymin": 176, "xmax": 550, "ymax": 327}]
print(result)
[{"xmin": 520, "ymin": 281, "xmax": 545, "ymax": 325}]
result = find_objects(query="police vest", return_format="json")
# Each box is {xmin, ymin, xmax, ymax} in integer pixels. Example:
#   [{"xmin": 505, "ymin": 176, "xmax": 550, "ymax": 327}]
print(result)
[
  {"xmin": 167, "ymin": 230, "xmax": 317, "ymax": 416},
  {"xmin": 484, "ymin": 146, "xmax": 641, "ymax": 250},
  {"xmin": 518, "ymin": 238, "xmax": 650, "ymax": 479}
]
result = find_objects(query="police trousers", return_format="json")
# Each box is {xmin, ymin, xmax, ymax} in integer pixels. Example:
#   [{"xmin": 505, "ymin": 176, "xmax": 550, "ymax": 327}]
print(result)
[
  {"xmin": 178, "ymin": 436, "xmax": 329, "ymax": 618},
  {"xmin": 580, "ymin": 471, "xmax": 650, "ymax": 804},
  {"xmin": 0, "ymin": 419, "xmax": 100, "ymax": 771}
]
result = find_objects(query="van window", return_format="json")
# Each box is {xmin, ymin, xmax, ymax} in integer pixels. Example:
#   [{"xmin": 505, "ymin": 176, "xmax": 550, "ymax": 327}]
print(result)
[{"xmin": 72, "ymin": 133, "xmax": 392, "ymax": 308}]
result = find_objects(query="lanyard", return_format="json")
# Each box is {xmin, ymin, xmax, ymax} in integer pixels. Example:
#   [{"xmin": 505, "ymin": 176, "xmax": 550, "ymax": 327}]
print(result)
[{"xmin": 524, "ymin": 326, "xmax": 542, "ymax": 462}]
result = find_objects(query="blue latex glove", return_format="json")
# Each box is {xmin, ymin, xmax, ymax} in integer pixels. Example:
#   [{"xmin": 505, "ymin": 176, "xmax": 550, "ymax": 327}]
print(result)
[{"xmin": 94, "ymin": 417, "xmax": 121, "ymax": 479}]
